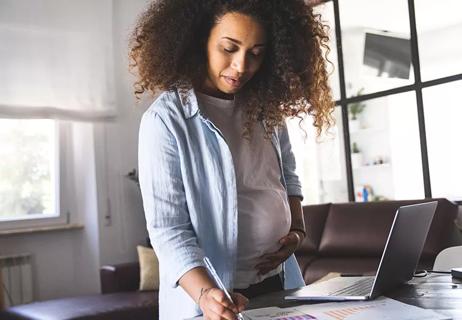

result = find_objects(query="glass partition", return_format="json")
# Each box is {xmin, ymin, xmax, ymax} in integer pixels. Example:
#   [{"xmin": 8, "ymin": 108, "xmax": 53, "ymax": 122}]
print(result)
[
  {"xmin": 314, "ymin": 1, "xmax": 341, "ymax": 101},
  {"xmin": 348, "ymin": 92, "xmax": 424, "ymax": 201},
  {"xmin": 423, "ymin": 81, "xmax": 462, "ymax": 200},
  {"xmin": 339, "ymin": 0, "xmax": 414, "ymax": 98},
  {"xmin": 288, "ymin": 107, "xmax": 348, "ymax": 204},
  {"xmin": 415, "ymin": 0, "xmax": 462, "ymax": 81}
]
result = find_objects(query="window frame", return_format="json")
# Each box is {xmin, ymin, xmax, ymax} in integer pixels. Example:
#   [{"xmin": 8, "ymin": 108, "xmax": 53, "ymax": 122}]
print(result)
[
  {"xmin": 0, "ymin": 121, "xmax": 70, "ymax": 231},
  {"xmin": 320, "ymin": 0, "xmax": 462, "ymax": 202}
]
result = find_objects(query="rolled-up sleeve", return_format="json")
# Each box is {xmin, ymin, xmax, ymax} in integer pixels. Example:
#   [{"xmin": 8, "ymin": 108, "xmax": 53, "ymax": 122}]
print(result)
[
  {"xmin": 138, "ymin": 110, "xmax": 205, "ymax": 288},
  {"xmin": 279, "ymin": 123, "xmax": 304, "ymax": 201}
]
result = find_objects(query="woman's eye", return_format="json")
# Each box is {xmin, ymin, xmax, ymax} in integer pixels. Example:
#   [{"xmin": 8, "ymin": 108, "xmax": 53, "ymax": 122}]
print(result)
[
  {"xmin": 224, "ymin": 48, "xmax": 235, "ymax": 53},
  {"xmin": 250, "ymin": 51, "xmax": 263, "ymax": 57}
]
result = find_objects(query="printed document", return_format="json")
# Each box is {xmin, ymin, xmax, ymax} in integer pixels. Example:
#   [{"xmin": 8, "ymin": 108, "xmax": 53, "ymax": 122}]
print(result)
[{"xmin": 187, "ymin": 297, "xmax": 450, "ymax": 320}]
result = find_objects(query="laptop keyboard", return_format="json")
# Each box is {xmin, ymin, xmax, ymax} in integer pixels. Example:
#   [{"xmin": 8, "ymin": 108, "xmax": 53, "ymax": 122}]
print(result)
[{"xmin": 328, "ymin": 277, "xmax": 374, "ymax": 296}]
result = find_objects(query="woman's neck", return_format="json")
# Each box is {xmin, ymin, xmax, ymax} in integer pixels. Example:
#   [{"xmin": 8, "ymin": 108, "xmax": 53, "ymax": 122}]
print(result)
[{"xmin": 194, "ymin": 78, "xmax": 234, "ymax": 100}]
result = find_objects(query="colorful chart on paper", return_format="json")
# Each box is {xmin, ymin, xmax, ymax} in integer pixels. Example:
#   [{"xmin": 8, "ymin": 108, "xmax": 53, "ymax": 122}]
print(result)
[{"xmin": 272, "ymin": 315, "xmax": 317, "ymax": 320}]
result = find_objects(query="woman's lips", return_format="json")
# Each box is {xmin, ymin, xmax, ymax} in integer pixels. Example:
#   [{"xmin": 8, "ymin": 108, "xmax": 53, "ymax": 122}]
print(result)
[{"xmin": 223, "ymin": 76, "xmax": 242, "ymax": 88}]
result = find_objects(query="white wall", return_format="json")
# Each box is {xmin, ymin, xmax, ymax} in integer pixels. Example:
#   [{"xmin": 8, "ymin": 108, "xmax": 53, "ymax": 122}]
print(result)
[
  {"xmin": 94, "ymin": 0, "xmax": 151, "ymax": 268},
  {"xmin": 0, "ymin": 122, "xmax": 101, "ymax": 300},
  {"xmin": 0, "ymin": 0, "xmax": 151, "ymax": 301}
]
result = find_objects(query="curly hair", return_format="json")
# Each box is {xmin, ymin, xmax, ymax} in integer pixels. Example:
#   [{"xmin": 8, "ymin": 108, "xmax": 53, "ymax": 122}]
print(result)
[{"xmin": 129, "ymin": 0, "xmax": 334, "ymax": 136}]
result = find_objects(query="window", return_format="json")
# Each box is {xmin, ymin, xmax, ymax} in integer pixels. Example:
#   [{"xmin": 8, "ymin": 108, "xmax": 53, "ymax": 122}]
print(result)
[
  {"xmin": 0, "ymin": 0, "xmax": 116, "ymax": 229},
  {"xmin": 0, "ymin": 119, "xmax": 68, "ymax": 230},
  {"xmin": 291, "ymin": 0, "xmax": 462, "ymax": 204},
  {"xmin": 423, "ymin": 81, "xmax": 462, "ymax": 200},
  {"xmin": 415, "ymin": 0, "xmax": 462, "ymax": 81},
  {"xmin": 348, "ymin": 92, "xmax": 424, "ymax": 201},
  {"xmin": 288, "ymin": 108, "xmax": 348, "ymax": 205}
]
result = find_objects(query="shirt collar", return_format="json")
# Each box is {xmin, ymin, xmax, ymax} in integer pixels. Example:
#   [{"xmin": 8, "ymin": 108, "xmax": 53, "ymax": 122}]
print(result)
[{"xmin": 177, "ymin": 88, "xmax": 200, "ymax": 119}]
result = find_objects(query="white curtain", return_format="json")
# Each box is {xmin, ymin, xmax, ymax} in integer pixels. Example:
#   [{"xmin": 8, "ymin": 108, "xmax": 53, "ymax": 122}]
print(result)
[{"xmin": 0, "ymin": 0, "xmax": 116, "ymax": 121}]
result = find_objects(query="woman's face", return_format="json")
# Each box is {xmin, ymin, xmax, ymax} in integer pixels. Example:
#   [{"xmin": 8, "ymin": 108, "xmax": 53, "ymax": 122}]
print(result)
[{"xmin": 202, "ymin": 12, "xmax": 267, "ymax": 99}]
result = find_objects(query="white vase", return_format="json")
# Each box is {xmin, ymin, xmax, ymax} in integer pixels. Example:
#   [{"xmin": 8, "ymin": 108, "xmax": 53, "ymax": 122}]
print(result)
[
  {"xmin": 351, "ymin": 153, "xmax": 363, "ymax": 169},
  {"xmin": 349, "ymin": 119, "xmax": 360, "ymax": 132}
]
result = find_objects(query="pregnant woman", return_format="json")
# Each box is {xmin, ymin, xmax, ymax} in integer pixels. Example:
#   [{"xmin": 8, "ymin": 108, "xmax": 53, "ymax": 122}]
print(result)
[{"xmin": 131, "ymin": 0, "xmax": 334, "ymax": 319}]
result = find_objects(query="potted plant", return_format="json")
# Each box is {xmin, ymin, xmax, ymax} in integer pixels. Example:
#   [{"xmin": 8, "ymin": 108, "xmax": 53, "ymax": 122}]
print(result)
[
  {"xmin": 349, "ymin": 88, "xmax": 366, "ymax": 132},
  {"xmin": 351, "ymin": 142, "xmax": 363, "ymax": 169}
]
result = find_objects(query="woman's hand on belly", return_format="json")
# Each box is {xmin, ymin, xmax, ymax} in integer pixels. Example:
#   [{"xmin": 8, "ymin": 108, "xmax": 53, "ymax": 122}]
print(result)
[{"xmin": 254, "ymin": 231, "xmax": 302, "ymax": 275}]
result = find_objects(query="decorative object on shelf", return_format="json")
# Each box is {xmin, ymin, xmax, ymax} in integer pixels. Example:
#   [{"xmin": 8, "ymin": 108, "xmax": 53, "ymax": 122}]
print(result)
[
  {"xmin": 372, "ymin": 195, "xmax": 388, "ymax": 202},
  {"xmin": 349, "ymin": 88, "xmax": 366, "ymax": 132},
  {"xmin": 355, "ymin": 186, "xmax": 363, "ymax": 202},
  {"xmin": 373, "ymin": 156, "xmax": 385, "ymax": 165},
  {"xmin": 351, "ymin": 142, "xmax": 363, "ymax": 169},
  {"xmin": 356, "ymin": 184, "xmax": 388, "ymax": 202},
  {"xmin": 355, "ymin": 184, "xmax": 374, "ymax": 202},
  {"xmin": 362, "ymin": 185, "xmax": 369, "ymax": 202}
]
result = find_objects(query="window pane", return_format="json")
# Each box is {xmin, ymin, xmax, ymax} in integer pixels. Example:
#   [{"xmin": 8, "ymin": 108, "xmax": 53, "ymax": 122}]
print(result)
[
  {"xmin": 288, "ymin": 107, "xmax": 348, "ymax": 204},
  {"xmin": 339, "ymin": 0, "xmax": 414, "ymax": 98},
  {"xmin": 423, "ymin": 81, "xmax": 462, "ymax": 200},
  {"xmin": 0, "ymin": 119, "xmax": 57, "ymax": 220},
  {"xmin": 313, "ymin": 1, "xmax": 341, "ymax": 101},
  {"xmin": 348, "ymin": 92, "xmax": 424, "ymax": 201},
  {"xmin": 416, "ymin": 0, "xmax": 462, "ymax": 81}
]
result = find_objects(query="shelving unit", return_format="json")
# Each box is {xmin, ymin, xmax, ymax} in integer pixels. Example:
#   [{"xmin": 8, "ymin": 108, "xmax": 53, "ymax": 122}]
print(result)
[
  {"xmin": 349, "ymin": 97, "xmax": 394, "ymax": 201},
  {"xmin": 353, "ymin": 163, "xmax": 391, "ymax": 170}
]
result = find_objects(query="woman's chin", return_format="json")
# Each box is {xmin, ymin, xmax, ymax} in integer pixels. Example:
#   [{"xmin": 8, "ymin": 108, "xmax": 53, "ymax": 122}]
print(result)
[{"xmin": 218, "ymin": 83, "xmax": 242, "ymax": 94}]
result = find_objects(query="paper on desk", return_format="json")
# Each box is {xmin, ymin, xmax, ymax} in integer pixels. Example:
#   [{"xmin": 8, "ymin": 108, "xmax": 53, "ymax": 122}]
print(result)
[
  {"xmin": 292, "ymin": 297, "xmax": 451, "ymax": 320},
  {"xmin": 186, "ymin": 297, "xmax": 450, "ymax": 320},
  {"xmin": 186, "ymin": 307, "xmax": 314, "ymax": 320}
]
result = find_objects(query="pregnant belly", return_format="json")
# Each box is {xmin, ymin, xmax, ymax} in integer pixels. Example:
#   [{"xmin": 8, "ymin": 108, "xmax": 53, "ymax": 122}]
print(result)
[{"xmin": 235, "ymin": 189, "xmax": 291, "ymax": 269}]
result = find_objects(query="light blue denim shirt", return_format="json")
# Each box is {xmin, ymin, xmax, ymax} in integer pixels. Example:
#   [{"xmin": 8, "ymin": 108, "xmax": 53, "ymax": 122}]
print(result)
[{"xmin": 138, "ymin": 88, "xmax": 305, "ymax": 320}]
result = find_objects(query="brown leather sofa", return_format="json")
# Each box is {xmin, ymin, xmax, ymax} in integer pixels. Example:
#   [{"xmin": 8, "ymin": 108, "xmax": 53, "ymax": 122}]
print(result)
[
  {"xmin": 1, "ymin": 198, "xmax": 459, "ymax": 319},
  {"xmin": 296, "ymin": 198, "xmax": 460, "ymax": 284},
  {"xmin": 0, "ymin": 263, "xmax": 157, "ymax": 320}
]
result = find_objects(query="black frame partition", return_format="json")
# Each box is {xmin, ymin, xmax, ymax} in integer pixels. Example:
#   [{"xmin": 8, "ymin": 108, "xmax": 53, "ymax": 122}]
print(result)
[{"xmin": 322, "ymin": 0, "xmax": 462, "ymax": 202}]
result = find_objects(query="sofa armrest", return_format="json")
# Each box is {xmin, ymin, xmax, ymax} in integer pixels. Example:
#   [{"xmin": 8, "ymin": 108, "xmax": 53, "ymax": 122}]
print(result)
[{"xmin": 100, "ymin": 262, "xmax": 140, "ymax": 294}]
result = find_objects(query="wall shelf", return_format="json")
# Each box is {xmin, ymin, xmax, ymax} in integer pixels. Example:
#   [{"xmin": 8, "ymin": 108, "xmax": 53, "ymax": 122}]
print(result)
[{"xmin": 353, "ymin": 163, "xmax": 391, "ymax": 170}]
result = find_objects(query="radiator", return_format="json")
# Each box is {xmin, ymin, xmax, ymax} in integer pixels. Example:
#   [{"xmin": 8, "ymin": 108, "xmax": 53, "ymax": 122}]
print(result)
[{"xmin": 0, "ymin": 253, "xmax": 34, "ymax": 308}]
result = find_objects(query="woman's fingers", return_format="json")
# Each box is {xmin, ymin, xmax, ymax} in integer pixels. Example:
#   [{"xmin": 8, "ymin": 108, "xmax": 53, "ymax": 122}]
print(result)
[
  {"xmin": 232, "ymin": 293, "xmax": 249, "ymax": 312},
  {"xmin": 257, "ymin": 248, "xmax": 291, "ymax": 265},
  {"xmin": 255, "ymin": 248, "xmax": 297, "ymax": 274},
  {"xmin": 201, "ymin": 288, "xmax": 240, "ymax": 320},
  {"xmin": 211, "ymin": 290, "xmax": 234, "ymax": 307},
  {"xmin": 254, "ymin": 231, "xmax": 302, "ymax": 275},
  {"xmin": 255, "ymin": 259, "xmax": 281, "ymax": 275},
  {"xmin": 209, "ymin": 303, "xmax": 238, "ymax": 320}
]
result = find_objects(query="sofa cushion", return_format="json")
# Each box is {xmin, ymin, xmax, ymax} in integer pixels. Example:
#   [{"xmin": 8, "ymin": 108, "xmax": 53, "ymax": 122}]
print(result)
[
  {"xmin": 318, "ymin": 199, "xmax": 457, "ymax": 258},
  {"xmin": 137, "ymin": 245, "xmax": 160, "ymax": 291},
  {"xmin": 421, "ymin": 198, "xmax": 459, "ymax": 258},
  {"xmin": 319, "ymin": 201, "xmax": 397, "ymax": 257},
  {"xmin": 0, "ymin": 291, "xmax": 158, "ymax": 320},
  {"xmin": 100, "ymin": 263, "xmax": 140, "ymax": 294},
  {"xmin": 294, "ymin": 254, "xmax": 318, "ymax": 284},
  {"xmin": 296, "ymin": 203, "xmax": 331, "ymax": 254}
]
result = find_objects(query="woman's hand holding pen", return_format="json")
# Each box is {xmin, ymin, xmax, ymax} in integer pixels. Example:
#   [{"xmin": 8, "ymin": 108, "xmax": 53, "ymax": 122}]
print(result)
[
  {"xmin": 198, "ymin": 288, "xmax": 248, "ymax": 320},
  {"xmin": 255, "ymin": 231, "xmax": 304, "ymax": 276}
]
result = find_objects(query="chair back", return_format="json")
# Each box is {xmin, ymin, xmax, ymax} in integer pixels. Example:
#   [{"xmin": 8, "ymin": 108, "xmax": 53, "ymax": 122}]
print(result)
[{"xmin": 433, "ymin": 246, "xmax": 462, "ymax": 271}]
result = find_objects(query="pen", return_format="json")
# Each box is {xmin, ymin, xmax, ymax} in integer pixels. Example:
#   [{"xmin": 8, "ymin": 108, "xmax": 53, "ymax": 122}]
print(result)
[{"xmin": 203, "ymin": 257, "xmax": 245, "ymax": 320}]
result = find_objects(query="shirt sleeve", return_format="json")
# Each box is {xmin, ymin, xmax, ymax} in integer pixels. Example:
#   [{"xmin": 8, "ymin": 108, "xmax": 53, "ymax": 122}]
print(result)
[
  {"xmin": 138, "ymin": 110, "xmax": 205, "ymax": 288},
  {"xmin": 279, "ymin": 122, "xmax": 304, "ymax": 201}
]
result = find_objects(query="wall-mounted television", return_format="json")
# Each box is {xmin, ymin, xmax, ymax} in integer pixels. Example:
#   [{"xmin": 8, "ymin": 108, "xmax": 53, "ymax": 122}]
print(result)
[{"xmin": 362, "ymin": 30, "xmax": 412, "ymax": 80}]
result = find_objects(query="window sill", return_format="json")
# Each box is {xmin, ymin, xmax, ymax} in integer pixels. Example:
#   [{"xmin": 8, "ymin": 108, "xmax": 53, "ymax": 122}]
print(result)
[{"xmin": 0, "ymin": 223, "xmax": 84, "ymax": 236}]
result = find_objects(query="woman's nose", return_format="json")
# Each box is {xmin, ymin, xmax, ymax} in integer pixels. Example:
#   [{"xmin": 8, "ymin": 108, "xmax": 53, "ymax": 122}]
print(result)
[{"xmin": 231, "ymin": 53, "xmax": 247, "ymax": 74}]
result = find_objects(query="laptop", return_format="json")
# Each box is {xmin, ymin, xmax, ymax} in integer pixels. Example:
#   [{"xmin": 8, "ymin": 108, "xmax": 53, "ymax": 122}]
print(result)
[{"xmin": 285, "ymin": 201, "xmax": 438, "ymax": 301}]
